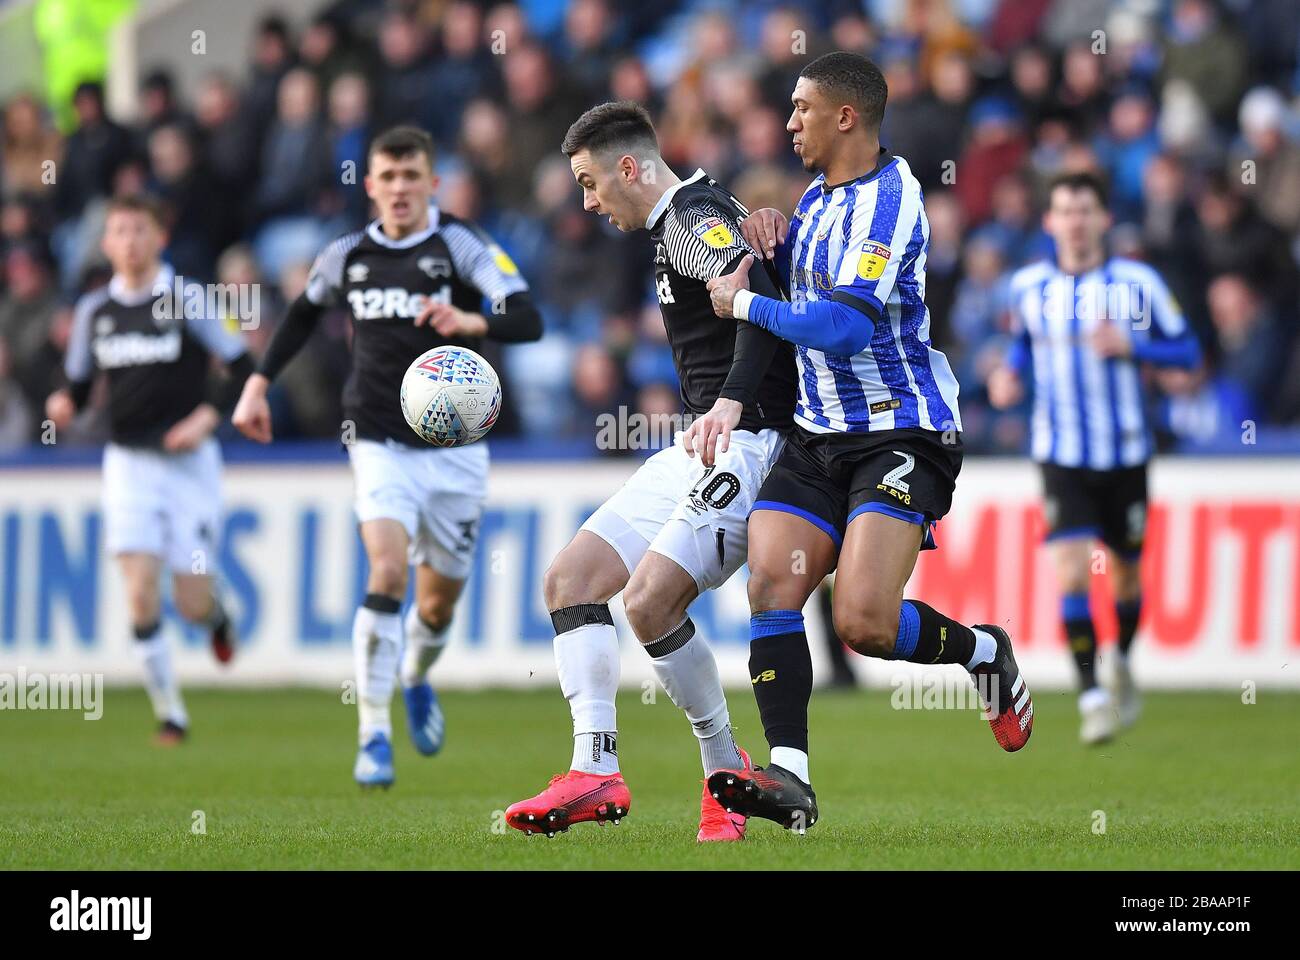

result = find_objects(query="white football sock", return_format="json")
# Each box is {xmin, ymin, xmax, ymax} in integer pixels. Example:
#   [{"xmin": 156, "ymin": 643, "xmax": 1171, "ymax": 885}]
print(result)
[
  {"xmin": 770, "ymin": 746, "xmax": 810, "ymax": 785},
  {"xmin": 400, "ymin": 606, "xmax": 449, "ymax": 687},
  {"xmin": 966, "ymin": 628, "xmax": 998, "ymax": 671},
  {"xmin": 645, "ymin": 619, "xmax": 742, "ymax": 774},
  {"xmin": 353, "ymin": 604, "xmax": 402, "ymax": 744},
  {"xmin": 553, "ymin": 619, "xmax": 620, "ymax": 774},
  {"xmin": 135, "ymin": 632, "xmax": 187, "ymax": 727}
]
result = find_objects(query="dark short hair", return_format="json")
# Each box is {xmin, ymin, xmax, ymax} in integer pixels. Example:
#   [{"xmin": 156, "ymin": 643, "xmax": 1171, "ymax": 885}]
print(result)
[
  {"xmin": 1048, "ymin": 170, "xmax": 1109, "ymax": 209},
  {"xmin": 104, "ymin": 194, "xmax": 167, "ymax": 227},
  {"xmin": 369, "ymin": 125, "xmax": 436, "ymax": 166},
  {"xmin": 799, "ymin": 51, "xmax": 889, "ymax": 130},
  {"xmin": 561, "ymin": 100, "xmax": 658, "ymax": 158}
]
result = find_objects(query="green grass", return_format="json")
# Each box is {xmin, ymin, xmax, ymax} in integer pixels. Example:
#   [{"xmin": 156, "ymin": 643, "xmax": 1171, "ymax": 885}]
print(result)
[{"xmin": 3, "ymin": 686, "xmax": 1297, "ymax": 869}]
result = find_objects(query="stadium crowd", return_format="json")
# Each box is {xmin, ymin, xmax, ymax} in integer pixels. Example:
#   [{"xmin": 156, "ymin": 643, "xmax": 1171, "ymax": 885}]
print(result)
[{"xmin": 1, "ymin": 0, "xmax": 1298, "ymax": 454}]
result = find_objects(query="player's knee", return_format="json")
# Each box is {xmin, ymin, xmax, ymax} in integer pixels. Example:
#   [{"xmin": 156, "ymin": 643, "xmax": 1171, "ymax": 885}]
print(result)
[
  {"xmin": 623, "ymin": 576, "xmax": 675, "ymax": 643},
  {"xmin": 174, "ymin": 592, "xmax": 210, "ymax": 623},
  {"xmin": 368, "ymin": 556, "xmax": 407, "ymax": 598},
  {"xmin": 746, "ymin": 562, "xmax": 799, "ymax": 613},
  {"xmin": 834, "ymin": 607, "xmax": 898, "ymax": 658},
  {"xmin": 416, "ymin": 593, "xmax": 453, "ymax": 633},
  {"xmin": 543, "ymin": 554, "xmax": 592, "ymax": 610}
]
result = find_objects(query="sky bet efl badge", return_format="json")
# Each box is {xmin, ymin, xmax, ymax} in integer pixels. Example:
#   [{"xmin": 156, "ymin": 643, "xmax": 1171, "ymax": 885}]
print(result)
[
  {"xmin": 692, "ymin": 216, "xmax": 734, "ymax": 249},
  {"xmin": 857, "ymin": 239, "xmax": 892, "ymax": 280}
]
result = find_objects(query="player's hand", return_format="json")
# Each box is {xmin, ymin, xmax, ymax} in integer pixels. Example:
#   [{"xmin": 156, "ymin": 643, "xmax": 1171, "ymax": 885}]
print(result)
[
  {"xmin": 683, "ymin": 397, "xmax": 743, "ymax": 466},
  {"xmin": 163, "ymin": 403, "xmax": 220, "ymax": 453},
  {"xmin": 1091, "ymin": 321, "xmax": 1133, "ymax": 359},
  {"xmin": 706, "ymin": 254, "xmax": 753, "ymax": 319},
  {"xmin": 987, "ymin": 366, "xmax": 1024, "ymax": 410},
  {"xmin": 44, "ymin": 389, "xmax": 75, "ymax": 430},
  {"xmin": 740, "ymin": 208, "xmax": 788, "ymax": 260},
  {"xmin": 415, "ymin": 301, "xmax": 489, "ymax": 338},
  {"xmin": 232, "ymin": 374, "xmax": 273, "ymax": 444}
]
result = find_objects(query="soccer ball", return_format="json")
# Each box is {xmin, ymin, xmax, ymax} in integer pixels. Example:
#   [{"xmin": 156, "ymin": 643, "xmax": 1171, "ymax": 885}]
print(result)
[{"xmin": 400, "ymin": 345, "xmax": 502, "ymax": 447}]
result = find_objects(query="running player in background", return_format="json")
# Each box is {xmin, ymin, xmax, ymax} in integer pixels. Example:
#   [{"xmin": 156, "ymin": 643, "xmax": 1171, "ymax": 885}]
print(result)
[
  {"xmin": 697, "ymin": 52, "xmax": 1033, "ymax": 831},
  {"xmin": 232, "ymin": 126, "xmax": 541, "ymax": 787},
  {"xmin": 45, "ymin": 195, "xmax": 251, "ymax": 744},
  {"xmin": 988, "ymin": 171, "xmax": 1200, "ymax": 744},
  {"xmin": 504, "ymin": 101, "xmax": 797, "ymax": 841}
]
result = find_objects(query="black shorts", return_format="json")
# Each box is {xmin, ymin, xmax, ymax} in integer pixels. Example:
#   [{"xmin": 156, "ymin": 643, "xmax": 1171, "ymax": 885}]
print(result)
[
  {"xmin": 1039, "ymin": 462, "xmax": 1148, "ymax": 558},
  {"xmin": 753, "ymin": 425, "xmax": 964, "ymax": 550}
]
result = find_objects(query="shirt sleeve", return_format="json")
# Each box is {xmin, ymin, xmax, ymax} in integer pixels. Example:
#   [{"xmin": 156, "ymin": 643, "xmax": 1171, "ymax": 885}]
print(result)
[
  {"xmin": 1131, "ymin": 270, "xmax": 1200, "ymax": 368},
  {"xmin": 664, "ymin": 201, "xmax": 759, "ymax": 283},
  {"xmin": 442, "ymin": 221, "xmax": 530, "ymax": 308},
  {"xmin": 304, "ymin": 231, "xmax": 364, "ymax": 306},
  {"xmin": 181, "ymin": 282, "xmax": 248, "ymax": 363},
  {"xmin": 831, "ymin": 166, "xmax": 917, "ymax": 324},
  {"xmin": 64, "ymin": 291, "xmax": 100, "ymax": 384}
]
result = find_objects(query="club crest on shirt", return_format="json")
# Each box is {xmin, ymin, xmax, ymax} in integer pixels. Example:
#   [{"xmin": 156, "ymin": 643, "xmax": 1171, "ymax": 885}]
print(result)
[
  {"xmin": 418, "ymin": 256, "xmax": 452, "ymax": 279},
  {"xmin": 856, "ymin": 240, "xmax": 892, "ymax": 281},
  {"xmin": 692, "ymin": 216, "xmax": 734, "ymax": 249}
]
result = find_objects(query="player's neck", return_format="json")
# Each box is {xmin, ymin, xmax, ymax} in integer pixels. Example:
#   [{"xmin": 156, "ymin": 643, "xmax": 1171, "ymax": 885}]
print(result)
[
  {"xmin": 115, "ymin": 263, "xmax": 162, "ymax": 293},
  {"xmin": 639, "ymin": 167, "xmax": 682, "ymax": 227},
  {"xmin": 380, "ymin": 209, "xmax": 430, "ymax": 242},
  {"xmin": 1056, "ymin": 247, "xmax": 1106, "ymax": 276},
  {"xmin": 822, "ymin": 134, "xmax": 881, "ymax": 189}
]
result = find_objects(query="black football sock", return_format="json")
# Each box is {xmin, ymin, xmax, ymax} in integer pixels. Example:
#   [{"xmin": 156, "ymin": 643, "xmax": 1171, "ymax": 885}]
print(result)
[
  {"xmin": 748, "ymin": 610, "xmax": 813, "ymax": 756},
  {"xmin": 1062, "ymin": 593, "xmax": 1097, "ymax": 689},
  {"xmin": 1116, "ymin": 597, "xmax": 1141, "ymax": 657},
  {"xmin": 894, "ymin": 600, "xmax": 977, "ymax": 666}
]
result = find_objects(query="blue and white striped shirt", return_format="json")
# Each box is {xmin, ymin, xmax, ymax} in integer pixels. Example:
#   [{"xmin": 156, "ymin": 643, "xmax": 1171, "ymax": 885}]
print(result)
[
  {"xmin": 741, "ymin": 153, "xmax": 962, "ymax": 435},
  {"xmin": 1006, "ymin": 257, "xmax": 1200, "ymax": 469}
]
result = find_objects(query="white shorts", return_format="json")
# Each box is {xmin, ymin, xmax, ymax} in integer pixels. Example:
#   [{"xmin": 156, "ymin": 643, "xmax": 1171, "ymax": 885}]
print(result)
[
  {"xmin": 581, "ymin": 428, "xmax": 785, "ymax": 592},
  {"xmin": 348, "ymin": 438, "xmax": 487, "ymax": 580},
  {"xmin": 102, "ymin": 438, "xmax": 222, "ymax": 573}
]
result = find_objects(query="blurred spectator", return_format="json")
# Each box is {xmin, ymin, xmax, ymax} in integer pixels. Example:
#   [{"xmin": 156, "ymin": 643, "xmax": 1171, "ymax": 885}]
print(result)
[
  {"xmin": 0, "ymin": 245, "xmax": 60, "ymax": 435},
  {"xmin": 0, "ymin": 339, "xmax": 32, "ymax": 450},
  {"xmin": 1229, "ymin": 87, "xmax": 1300, "ymax": 235},
  {"xmin": 2, "ymin": 93, "xmax": 63, "ymax": 203},
  {"xmin": 54, "ymin": 82, "xmax": 135, "ymax": 223},
  {"xmin": 1206, "ymin": 273, "xmax": 1291, "ymax": 420},
  {"xmin": 1161, "ymin": 0, "xmax": 1247, "ymax": 125}
]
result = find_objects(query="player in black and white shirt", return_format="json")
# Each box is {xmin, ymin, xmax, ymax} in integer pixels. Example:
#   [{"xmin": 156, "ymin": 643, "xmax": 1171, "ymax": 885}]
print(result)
[
  {"xmin": 45, "ymin": 195, "xmax": 252, "ymax": 744},
  {"xmin": 232, "ymin": 126, "xmax": 541, "ymax": 787},
  {"xmin": 505, "ymin": 102, "xmax": 796, "ymax": 842}
]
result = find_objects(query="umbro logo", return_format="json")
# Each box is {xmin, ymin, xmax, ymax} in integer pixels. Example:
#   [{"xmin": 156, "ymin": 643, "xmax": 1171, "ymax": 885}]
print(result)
[
  {"xmin": 346, "ymin": 263, "xmax": 369, "ymax": 282},
  {"xmin": 95, "ymin": 315, "xmax": 114, "ymax": 336}
]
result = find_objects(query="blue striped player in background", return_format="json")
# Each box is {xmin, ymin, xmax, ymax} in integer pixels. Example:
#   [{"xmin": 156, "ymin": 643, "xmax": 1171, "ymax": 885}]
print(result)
[
  {"xmin": 988, "ymin": 171, "xmax": 1201, "ymax": 745},
  {"xmin": 688, "ymin": 51, "xmax": 1033, "ymax": 831}
]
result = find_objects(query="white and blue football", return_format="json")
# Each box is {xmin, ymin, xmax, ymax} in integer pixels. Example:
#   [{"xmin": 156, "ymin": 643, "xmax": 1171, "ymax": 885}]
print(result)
[{"xmin": 400, "ymin": 346, "xmax": 502, "ymax": 447}]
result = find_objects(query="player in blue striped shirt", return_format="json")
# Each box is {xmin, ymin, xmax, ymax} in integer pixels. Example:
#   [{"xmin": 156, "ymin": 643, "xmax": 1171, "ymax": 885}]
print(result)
[
  {"xmin": 684, "ymin": 52, "xmax": 1033, "ymax": 830},
  {"xmin": 989, "ymin": 171, "xmax": 1200, "ymax": 744}
]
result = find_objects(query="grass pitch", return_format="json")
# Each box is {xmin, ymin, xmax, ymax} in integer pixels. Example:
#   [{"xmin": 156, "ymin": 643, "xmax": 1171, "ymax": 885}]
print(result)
[{"xmin": 3, "ymin": 685, "xmax": 1297, "ymax": 870}]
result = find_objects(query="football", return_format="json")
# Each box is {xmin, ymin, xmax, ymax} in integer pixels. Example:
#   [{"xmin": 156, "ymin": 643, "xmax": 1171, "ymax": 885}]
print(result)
[{"xmin": 400, "ymin": 345, "xmax": 502, "ymax": 447}]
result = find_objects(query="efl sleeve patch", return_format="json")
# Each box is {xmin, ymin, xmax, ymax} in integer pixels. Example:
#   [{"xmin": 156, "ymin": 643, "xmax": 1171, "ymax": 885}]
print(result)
[
  {"xmin": 692, "ymin": 216, "xmax": 736, "ymax": 249},
  {"xmin": 856, "ymin": 240, "xmax": 892, "ymax": 281},
  {"xmin": 489, "ymin": 245, "xmax": 519, "ymax": 276}
]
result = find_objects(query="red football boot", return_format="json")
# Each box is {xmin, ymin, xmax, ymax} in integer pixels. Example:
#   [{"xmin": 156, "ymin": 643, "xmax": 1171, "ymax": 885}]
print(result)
[
  {"xmin": 697, "ymin": 748, "xmax": 751, "ymax": 842},
  {"xmin": 505, "ymin": 770, "xmax": 631, "ymax": 837},
  {"xmin": 970, "ymin": 623, "xmax": 1033, "ymax": 752}
]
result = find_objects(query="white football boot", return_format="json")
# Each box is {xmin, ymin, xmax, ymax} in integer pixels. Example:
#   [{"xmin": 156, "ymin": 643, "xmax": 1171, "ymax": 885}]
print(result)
[
  {"xmin": 1107, "ymin": 653, "xmax": 1142, "ymax": 729},
  {"xmin": 1078, "ymin": 686, "xmax": 1119, "ymax": 745}
]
